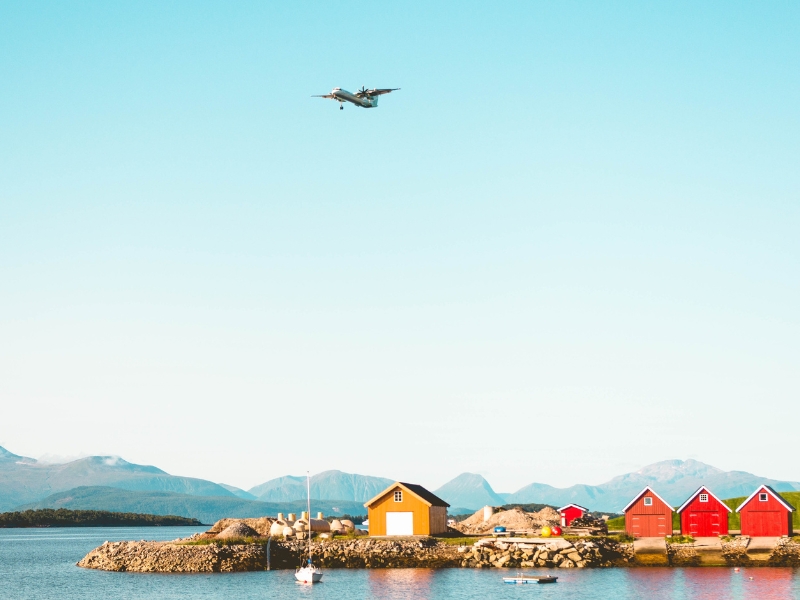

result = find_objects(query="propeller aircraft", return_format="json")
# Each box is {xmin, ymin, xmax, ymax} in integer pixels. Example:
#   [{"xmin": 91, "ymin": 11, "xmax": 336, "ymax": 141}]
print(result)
[{"xmin": 313, "ymin": 86, "xmax": 399, "ymax": 110}]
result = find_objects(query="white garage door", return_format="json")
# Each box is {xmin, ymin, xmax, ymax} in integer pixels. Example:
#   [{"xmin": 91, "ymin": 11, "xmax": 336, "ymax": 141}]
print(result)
[{"xmin": 385, "ymin": 512, "xmax": 414, "ymax": 536}]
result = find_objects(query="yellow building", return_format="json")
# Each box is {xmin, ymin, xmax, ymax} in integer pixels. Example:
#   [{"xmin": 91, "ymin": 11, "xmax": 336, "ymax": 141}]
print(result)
[{"xmin": 364, "ymin": 482, "xmax": 449, "ymax": 536}]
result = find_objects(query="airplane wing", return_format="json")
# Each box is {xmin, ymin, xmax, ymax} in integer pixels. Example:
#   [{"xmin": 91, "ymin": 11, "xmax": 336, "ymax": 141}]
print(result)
[
  {"xmin": 355, "ymin": 88, "xmax": 400, "ymax": 98},
  {"xmin": 312, "ymin": 94, "xmax": 336, "ymax": 99}
]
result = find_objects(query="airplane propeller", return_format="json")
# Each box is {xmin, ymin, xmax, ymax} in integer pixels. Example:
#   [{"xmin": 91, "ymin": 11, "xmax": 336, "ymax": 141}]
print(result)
[{"xmin": 359, "ymin": 86, "xmax": 370, "ymax": 96}]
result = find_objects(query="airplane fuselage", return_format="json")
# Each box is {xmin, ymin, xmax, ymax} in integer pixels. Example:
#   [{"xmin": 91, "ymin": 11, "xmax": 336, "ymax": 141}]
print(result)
[{"xmin": 332, "ymin": 88, "xmax": 379, "ymax": 108}]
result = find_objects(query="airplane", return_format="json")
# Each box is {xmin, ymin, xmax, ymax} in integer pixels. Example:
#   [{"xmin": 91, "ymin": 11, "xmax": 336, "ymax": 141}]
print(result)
[{"xmin": 313, "ymin": 86, "xmax": 400, "ymax": 110}]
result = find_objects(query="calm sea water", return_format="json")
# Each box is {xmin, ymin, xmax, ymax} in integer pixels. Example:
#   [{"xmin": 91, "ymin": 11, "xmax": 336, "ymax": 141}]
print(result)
[{"xmin": 1, "ymin": 527, "xmax": 799, "ymax": 599}]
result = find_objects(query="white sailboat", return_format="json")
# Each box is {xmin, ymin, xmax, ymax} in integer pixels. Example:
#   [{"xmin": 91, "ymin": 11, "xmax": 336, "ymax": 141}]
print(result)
[{"xmin": 294, "ymin": 471, "xmax": 323, "ymax": 584}]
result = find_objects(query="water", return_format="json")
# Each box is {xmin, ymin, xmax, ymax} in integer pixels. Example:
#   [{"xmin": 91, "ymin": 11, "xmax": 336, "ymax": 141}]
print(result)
[{"xmin": 1, "ymin": 527, "xmax": 799, "ymax": 599}]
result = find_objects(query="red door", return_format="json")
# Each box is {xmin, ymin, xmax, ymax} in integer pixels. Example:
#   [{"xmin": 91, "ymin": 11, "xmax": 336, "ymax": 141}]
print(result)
[
  {"xmin": 631, "ymin": 514, "xmax": 668, "ymax": 537},
  {"xmin": 688, "ymin": 512, "xmax": 722, "ymax": 536},
  {"xmin": 748, "ymin": 512, "xmax": 783, "ymax": 536}
]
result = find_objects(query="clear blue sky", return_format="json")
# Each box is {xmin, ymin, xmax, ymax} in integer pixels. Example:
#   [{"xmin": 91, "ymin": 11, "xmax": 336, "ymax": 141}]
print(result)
[{"xmin": 1, "ymin": 1, "xmax": 798, "ymax": 492}]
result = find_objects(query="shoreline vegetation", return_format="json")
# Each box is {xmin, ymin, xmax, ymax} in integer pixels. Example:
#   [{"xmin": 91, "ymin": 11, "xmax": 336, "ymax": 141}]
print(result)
[{"xmin": 0, "ymin": 508, "xmax": 202, "ymax": 528}]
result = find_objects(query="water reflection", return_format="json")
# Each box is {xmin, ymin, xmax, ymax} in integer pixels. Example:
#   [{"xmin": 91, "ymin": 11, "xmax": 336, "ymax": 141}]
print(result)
[
  {"xmin": 623, "ymin": 568, "xmax": 680, "ymax": 598},
  {"xmin": 683, "ymin": 568, "xmax": 734, "ymax": 599},
  {"xmin": 738, "ymin": 568, "xmax": 795, "ymax": 600},
  {"xmin": 367, "ymin": 569, "xmax": 435, "ymax": 599},
  {"xmin": 2, "ymin": 529, "xmax": 800, "ymax": 600}
]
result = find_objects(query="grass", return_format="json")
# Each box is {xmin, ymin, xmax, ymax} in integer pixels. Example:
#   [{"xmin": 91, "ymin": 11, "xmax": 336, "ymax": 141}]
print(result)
[
  {"xmin": 437, "ymin": 537, "xmax": 480, "ymax": 546},
  {"xmin": 666, "ymin": 534, "xmax": 694, "ymax": 544},
  {"xmin": 332, "ymin": 530, "xmax": 366, "ymax": 540},
  {"xmin": 181, "ymin": 537, "xmax": 269, "ymax": 546},
  {"xmin": 606, "ymin": 516, "xmax": 625, "ymax": 530}
]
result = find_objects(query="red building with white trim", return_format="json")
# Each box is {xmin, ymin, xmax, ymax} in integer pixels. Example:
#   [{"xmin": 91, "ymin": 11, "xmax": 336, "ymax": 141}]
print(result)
[
  {"xmin": 736, "ymin": 485, "xmax": 794, "ymax": 537},
  {"xmin": 558, "ymin": 504, "xmax": 588, "ymax": 527},
  {"xmin": 623, "ymin": 486, "xmax": 673, "ymax": 537},
  {"xmin": 676, "ymin": 486, "xmax": 731, "ymax": 536}
]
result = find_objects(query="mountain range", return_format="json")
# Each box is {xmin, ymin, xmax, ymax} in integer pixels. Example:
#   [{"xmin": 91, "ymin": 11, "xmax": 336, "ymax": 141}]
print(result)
[
  {"xmin": 17, "ymin": 487, "xmax": 367, "ymax": 525},
  {"xmin": 2, "ymin": 445, "xmax": 798, "ymax": 519},
  {"xmin": 0, "ymin": 446, "xmax": 235, "ymax": 511},
  {"xmin": 248, "ymin": 471, "xmax": 394, "ymax": 504},
  {"xmin": 440, "ymin": 460, "xmax": 800, "ymax": 513}
]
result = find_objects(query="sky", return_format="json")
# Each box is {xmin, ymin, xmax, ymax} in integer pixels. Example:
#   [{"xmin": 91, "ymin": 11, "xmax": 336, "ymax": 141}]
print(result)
[{"xmin": 0, "ymin": 1, "xmax": 798, "ymax": 494}]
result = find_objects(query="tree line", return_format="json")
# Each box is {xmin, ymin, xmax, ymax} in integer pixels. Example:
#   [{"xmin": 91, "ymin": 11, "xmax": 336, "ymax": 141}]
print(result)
[{"xmin": 0, "ymin": 508, "xmax": 202, "ymax": 528}]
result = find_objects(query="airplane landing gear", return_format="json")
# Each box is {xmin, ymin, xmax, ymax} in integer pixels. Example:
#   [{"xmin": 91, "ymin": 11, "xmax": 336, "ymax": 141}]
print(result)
[{"xmin": 339, "ymin": 104, "xmax": 343, "ymax": 110}]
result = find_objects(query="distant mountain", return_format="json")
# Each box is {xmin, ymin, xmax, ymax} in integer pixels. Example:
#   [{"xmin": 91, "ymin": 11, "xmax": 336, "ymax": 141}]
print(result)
[
  {"xmin": 249, "ymin": 470, "xmax": 394, "ymax": 503},
  {"xmin": 434, "ymin": 473, "xmax": 506, "ymax": 510},
  {"xmin": 6, "ymin": 444, "xmax": 799, "ymax": 518},
  {"xmin": 17, "ymin": 486, "xmax": 368, "ymax": 524},
  {"xmin": 248, "ymin": 475, "xmax": 305, "ymax": 502},
  {"xmin": 0, "ymin": 446, "xmax": 235, "ymax": 511},
  {"xmin": 506, "ymin": 460, "xmax": 800, "ymax": 512},
  {"xmin": 218, "ymin": 484, "xmax": 257, "ymax": 500}
]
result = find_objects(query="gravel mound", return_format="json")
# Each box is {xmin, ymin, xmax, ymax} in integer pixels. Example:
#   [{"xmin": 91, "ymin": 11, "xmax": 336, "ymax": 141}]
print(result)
[
  {"xmin": 455, "ymin": 507, "xmax": 560, "ymax": 534},
  {"xmin": 216, "ymin": 522, "xmax": 260, "ymax": 539}
]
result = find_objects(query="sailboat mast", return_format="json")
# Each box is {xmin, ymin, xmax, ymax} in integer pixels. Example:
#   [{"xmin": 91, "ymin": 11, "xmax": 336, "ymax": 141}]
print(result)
[{"xmin": 307, "ymin": 471, "xmax": 312, "ymax": 563}]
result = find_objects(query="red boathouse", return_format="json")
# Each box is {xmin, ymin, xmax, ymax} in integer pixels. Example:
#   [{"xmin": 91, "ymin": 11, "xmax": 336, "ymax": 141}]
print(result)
[
  {"xmin": 623, "ymin": 486, "xmax": 673, "ymax": 537},
  {"xmin": 676, "ymin": 486, "xmax": 731, "ymax": 537},
  {"xmin": 558, "ymin": 504, "xmax": 588, "ymax": 527},
  {"xmin": 736, "ymin": 485, "xmax": 794, "ymax": 537}
]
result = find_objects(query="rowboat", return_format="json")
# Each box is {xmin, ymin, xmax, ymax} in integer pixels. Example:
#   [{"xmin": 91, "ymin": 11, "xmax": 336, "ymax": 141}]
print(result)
[{"xmin": 503, "ymin": 575, "xmax": 558, "ymax": 584}]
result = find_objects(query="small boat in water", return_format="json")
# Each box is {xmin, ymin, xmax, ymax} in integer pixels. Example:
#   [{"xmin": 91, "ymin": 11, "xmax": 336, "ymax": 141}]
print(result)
[
  {"xmin": 294, "ymin": 472, "xmax": 323, "ymax": 585},
  {"xmin": 295, "ymin": 561, "xmax": 323, "ymax": 584},
  {"xmin": 503, "ymin": 574, "xmax": 558, "ymax": 585}
]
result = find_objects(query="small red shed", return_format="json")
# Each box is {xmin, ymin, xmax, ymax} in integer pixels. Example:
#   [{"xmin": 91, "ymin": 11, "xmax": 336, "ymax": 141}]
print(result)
[
  {"xmin": 676, "ymin": 486, "xmax": 731, "ymax": 537},
  {"xmin": 558, "ymin": 504, "xmax": 588, "ymax": 527},
  {"xmin": 736, "ymin": 485, "xmax": 794, "ymax": 537},
  {"xmin": 623, "ymin": 486, "xmax": 673, "ymax": 537}
]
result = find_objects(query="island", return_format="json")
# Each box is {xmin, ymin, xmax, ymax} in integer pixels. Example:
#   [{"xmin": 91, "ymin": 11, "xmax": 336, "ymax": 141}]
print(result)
[{"xmin": 0, "ymin": 508, "xmax": 202, "ymax": 528}]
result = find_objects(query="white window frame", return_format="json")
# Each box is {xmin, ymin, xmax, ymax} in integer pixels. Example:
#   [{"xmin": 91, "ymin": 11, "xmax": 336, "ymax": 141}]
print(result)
[
  {"xmin": 643, "ymin": 497, "xmax": 653, "ymax": 506},
  {"xmin": 699, "ymin": 494, "xmax": 708, "ymax": 503},
  {"xmin": 394, "ymin": 490, "xmax": 403, "ymax": 502},
  {"xmin": 759, "ymin": 493, "xmax": 768, "ymax": 502}
]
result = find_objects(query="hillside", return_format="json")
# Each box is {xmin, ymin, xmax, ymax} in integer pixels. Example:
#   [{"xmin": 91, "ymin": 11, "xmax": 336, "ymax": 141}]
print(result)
[
  {"xmin": 0, "ymin": 446, "xmax": 235, "ymax": 511},
  {"xmin": 17, "ymin": 486, "xmax": 368, "ymax": 524},
  {"xmin": 218, "ymin": 484, "xmax": 257, "ymax": 500},
  {"xmin": 433, "ymin": 473, "xmax": 506, "ymax": 510},
  {"xmin": 248, "ymin": 470, "xmax": 393, "ymax": 503}
]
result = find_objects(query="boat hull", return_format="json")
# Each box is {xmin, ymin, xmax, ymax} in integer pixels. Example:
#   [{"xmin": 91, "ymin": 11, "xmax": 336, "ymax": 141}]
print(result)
[
  {"xmin": 503, "ymin": 575, "xmax": 558, "ymax": 584},
  {"xmin": 295, "ymin": 567, "xmax": 323, "ymax": 584}
]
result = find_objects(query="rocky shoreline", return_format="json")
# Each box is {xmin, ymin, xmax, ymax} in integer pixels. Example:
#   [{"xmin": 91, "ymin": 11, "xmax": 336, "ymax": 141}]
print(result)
[
  {"xmin": 78, "ymin": 535, "xmax": 633, "ymax": 573},
  {"xmin": 76, "ymin": 512, "xmax": 800, "ymax": 573},
  {"xmin": 78, "ymin": 534, "xmax": 800, "ymax": 573}
]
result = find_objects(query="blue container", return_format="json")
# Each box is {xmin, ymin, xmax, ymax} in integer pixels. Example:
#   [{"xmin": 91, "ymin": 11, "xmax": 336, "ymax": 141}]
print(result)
[{"xmin": 494, "ymin": 526, "xmax": 506, "ymax": 533}]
